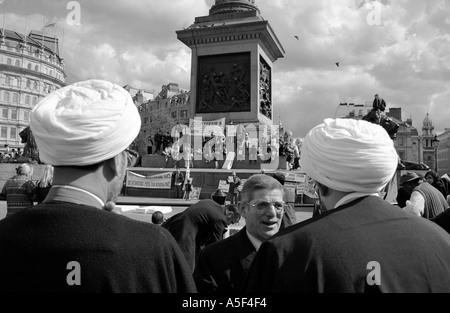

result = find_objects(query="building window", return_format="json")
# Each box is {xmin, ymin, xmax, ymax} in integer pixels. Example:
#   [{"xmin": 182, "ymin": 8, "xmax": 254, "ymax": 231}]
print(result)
[
  {"xmin": 2, "ymin": 108, "xmax": 8, "ymax": 119},
  {"xmin": 27, "ymin": 63, "xmax": 32, "ymax": 70},
  {"xmin": 3, "ymin": 92, "xmax": 10, "ymax": 102},
  {"xmin": 25, "ymin": 95, "xmax": 30, "ymax": 104},
  {"xmin": 15, "ymin": 60, "xmax": 20, "ymax": 67},
  {"xmin": 144, "ymin": 117, "xmax": 148, "ymax": 125},
  {"xmin": 10, "ymin": 127, "xmax": 16, "ymax": 139},
  {"xmin": 180, "ymin": 110, "xmax": 188, "ymax": 118},
  {"xmin": 12, "ymin": 94, "xmax": 18, "ymax": 103},
  {"xmin": 33, "ymin": 81, "xmax": 38, "ymax": 90},
  {"xmin": 5, "ymin": 76, "xmax": 10, "ymax": 85},
  {"xmin": 32, "ymin": 97, "xmax": 38, "ymax": 105},
  {"xmin": 171, "ymin": 111, "xmax": 177, "ymax": 119},
  {"xmin": 35, "ymin": 65, "xmax": 39, "ymax": 71},
  {"xmin": 1, "ymin": 127, "xmax": 7, "ymax": 138},
  {"xmin": 6, "ymin": 58, "xmax": 12, "ymax": 65},
  {"xmin": 11, "ymin": 109, "xmax": 17, "ymax": 120},
  {"xmin": 24, "ymin": 111, "xmax": 30, "ymax": 121}
]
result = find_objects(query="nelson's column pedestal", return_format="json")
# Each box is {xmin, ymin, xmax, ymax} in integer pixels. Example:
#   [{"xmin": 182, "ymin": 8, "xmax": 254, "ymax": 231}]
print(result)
[{"xmin": 176, "ymin": 0, "xmax": 285, "ymax": 126}]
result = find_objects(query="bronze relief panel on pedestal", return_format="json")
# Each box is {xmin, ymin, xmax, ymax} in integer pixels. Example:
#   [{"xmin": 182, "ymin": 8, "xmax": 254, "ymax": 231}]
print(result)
[{"xmin": 197, "ymin": 52, "xmax": 251, "ymax": 113}]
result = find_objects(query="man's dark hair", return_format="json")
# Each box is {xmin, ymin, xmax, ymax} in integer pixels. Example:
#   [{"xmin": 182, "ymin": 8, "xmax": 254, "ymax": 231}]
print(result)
[
  {"xmin": 152, "ymin": 211, "xmax": 165, "ymax": 225},
  {"xmin": 270, "ymin": 172, "xmax": 286, "ymax": 186},
  {"xmin": 224, "ymin": 204, "xmax": 241, "ymax": 225}
]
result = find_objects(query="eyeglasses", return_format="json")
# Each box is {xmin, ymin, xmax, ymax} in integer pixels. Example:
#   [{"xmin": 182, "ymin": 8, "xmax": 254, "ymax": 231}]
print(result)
[
  {"xmin": 125, "ymin": 149, "xmax": 139, "ymax": 168},
  {"xmin": 244, "ymin": 200, "xmax": 285, "ymax": 212}
]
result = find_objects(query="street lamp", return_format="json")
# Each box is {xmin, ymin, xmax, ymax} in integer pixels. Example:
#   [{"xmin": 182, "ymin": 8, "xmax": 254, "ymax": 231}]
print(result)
[{"xmin": 432, "ymin": 134, "xmax": 440, "ymax": 173}]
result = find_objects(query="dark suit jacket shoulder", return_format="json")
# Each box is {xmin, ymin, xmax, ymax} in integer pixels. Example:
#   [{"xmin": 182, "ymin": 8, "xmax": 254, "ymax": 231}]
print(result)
[
  {"xmin": 243, "ymin": 196, "xmax": 450, "ymax": 293},
  {"xmin": 163, "ymin": 200, "xmax": 228, "ymax": 272},
  {"xmin": 0, "ymin": 202, "xmax": 196, "ymax": 293},
  {"xmin": 194, "ymin": 227, "xmax": 256, "ymax": 293}
]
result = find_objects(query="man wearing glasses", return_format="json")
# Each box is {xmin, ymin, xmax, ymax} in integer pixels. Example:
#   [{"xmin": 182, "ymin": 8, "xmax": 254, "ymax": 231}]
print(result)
[
  {"xmin": 194, "ymin": 174, "xmax": 284, "ymax": 293},
  {"xmin": 0, "ymin": 80, "xmax": 196, "ymax": 293},
  {"xmin": 243, "ymin": 119, "xmax": 450, "ymax": 293}
]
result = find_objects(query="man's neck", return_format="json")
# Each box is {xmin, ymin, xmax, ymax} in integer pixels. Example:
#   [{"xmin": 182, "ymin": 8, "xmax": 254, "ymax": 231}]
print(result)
[{"xmin": 51, "ymin": 168, "xmax": 109, "ymax": 208}]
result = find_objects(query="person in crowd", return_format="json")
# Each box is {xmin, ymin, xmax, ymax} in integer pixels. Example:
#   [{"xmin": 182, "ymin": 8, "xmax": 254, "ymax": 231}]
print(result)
[
  {"xmin": 270, "ymin": 172, "xmax": 297, "ymax": 230},
  {"xmin": 284, "ymin": 141, "xmax": 294, "ymax": 170},
  {"xmin": 226, "ymin": 172, "xmax": 241, "ymax": 205},
  {"xmin": 396, "ymin": 186, "xmax": 410, "ymax": 208},
  {"xmin": 34, "ymin": 165, "xmax": 54, "ymax": 204},
  {"xmin": 162, "ymin": 146, "xmax": 171, "ymax": 166},
  {"xmin": 249, "ymin": 143, "xmax": 258, "ymax": 165},
  {"xmin": 171, "ymin": 167, "xmax": 185, "ymax": 199},
  {"xmin": 425, "ymin": 170, "xmax": 448, "ymax": 198},
  {"xmin": 184, "ymin": 178, "xmax": 192, "ymax": 201},
  {"xmin": 152, "ymin": 211, "xmax": 165, "ymax": 225},
  {"xmin": 243, "ymin": 118, "xmax": 450, "ymax": 293},
  {"xmin": 194, "ymin": 175, "xmax": 284, "ymax": 293},
  {"xmin": 0, "ymin": 163, "xmax": 36, "ymax": 218},
  {"xmin": 163, "ymin": 199, "xmax": 241, "ymax": 272},
  {"xmin": 400, "ymin": 172, "xmax": 448, "ymax": 219},
  {"xmin": 432, "ymin": 208, "xmax": 450, "ymax": 234},
  {"xmin": 292, "ymin": 141, "xmax": 301, "ymax": 170},
  {"xmin": 0, "ymin": 80, "xmax": 196, "ymax": 293}
]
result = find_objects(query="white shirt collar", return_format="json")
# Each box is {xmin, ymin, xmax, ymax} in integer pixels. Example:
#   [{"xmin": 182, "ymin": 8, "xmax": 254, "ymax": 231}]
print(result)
[
  {"xmin": 246, "ymin": 230, "xmax": 262, "ymax": 251},
  {"xmin": 51, "ymin": 185, "xmax": 105, "ymax": 209},
  {"xmin": 334, "ymin": 192, "xmax": 380, "ymax": 209}
]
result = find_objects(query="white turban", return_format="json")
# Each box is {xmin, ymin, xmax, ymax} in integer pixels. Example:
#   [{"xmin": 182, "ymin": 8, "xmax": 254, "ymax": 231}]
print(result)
[
  {"xmin": 30, "ymin": 80, "xmax": 141, "ymax": 166},
  {"xmin": 300, "ymin": 119, "xmax": 398, "ymax": 193}
]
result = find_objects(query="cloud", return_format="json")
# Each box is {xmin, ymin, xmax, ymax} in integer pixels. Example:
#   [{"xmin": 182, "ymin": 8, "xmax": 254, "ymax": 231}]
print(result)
[{"xmin": 3, "ymin": 0, "xmax": 450, "ymax": 138}]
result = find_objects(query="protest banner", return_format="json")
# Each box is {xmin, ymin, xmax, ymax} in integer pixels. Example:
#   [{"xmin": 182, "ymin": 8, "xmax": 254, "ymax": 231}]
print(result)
[
  {"xmin": 126, "ymin": 171, "xmax": 172, "ymax": 190},
  {"xmin": 189, "ymin": 118, "xmax": 226, "ymax": 136}
]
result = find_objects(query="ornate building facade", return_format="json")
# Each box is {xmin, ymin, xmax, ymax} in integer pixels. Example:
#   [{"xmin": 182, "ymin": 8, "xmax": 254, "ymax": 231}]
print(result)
[
  {"xmin": 0, "ymin": 29, "xmax": 66, "ymax": 152},
  {"xmin": 437, "ymin": 129, "xmax": 450, "ymax": 176},
  {"xmin": 136, "ymin": 83, "xmax": 191, "ymax": 154},
  {"xmin": 339, "ymin": 102, "xmax": 437, "ymax": 169}
]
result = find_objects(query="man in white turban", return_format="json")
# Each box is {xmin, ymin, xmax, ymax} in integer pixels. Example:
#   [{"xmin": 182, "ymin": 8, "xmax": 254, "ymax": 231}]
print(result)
[
  {"xmin": 243, "ymin": 118, "xmax": 450, "ymax": 293},
  {"xmin": 0, "ymin": 80, "xmax": 196, "ymax": 293}
]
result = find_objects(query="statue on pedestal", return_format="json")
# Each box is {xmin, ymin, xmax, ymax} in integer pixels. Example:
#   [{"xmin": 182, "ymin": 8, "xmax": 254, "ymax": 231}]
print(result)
[
  {"xmin": 18, "ymin": 126, "xmax": 40, "ymax": 164},
  {"xmin": 362, "ymin": 94, "xmax": 399, "ymax": 140}
]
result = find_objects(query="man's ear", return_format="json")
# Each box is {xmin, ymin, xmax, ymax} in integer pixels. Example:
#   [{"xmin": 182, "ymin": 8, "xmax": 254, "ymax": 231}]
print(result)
[
  {"xmin": 107, "ymin": 152, "xmax": 126, "ymax": 179},
  {"xmin": 238, "ymin": 202, "xmax": 247, "ymax": 218},
  {"xmin": 316, "ymin": 182, "xmax": 329, "ymax": 197}
]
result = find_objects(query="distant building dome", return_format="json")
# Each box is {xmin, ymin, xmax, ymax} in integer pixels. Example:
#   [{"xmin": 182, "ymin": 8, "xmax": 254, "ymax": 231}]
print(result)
[
  {"xmin": 423, "ymin": 112, "xmax": 432, "ymax": 125},
  {"xmin": 209, "ymin": 0, "xmax": 260, "ymax": 15}
]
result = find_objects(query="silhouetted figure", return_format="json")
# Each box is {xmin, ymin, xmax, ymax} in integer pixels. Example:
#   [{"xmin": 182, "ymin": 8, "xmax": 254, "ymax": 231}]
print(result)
[{"xmin": 152, "ymin": 211, "xmax": 165, "ymax": 225}]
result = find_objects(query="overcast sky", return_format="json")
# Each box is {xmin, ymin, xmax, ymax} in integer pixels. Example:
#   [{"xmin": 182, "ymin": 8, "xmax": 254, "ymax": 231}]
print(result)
[{"xmin": 3, "ymin": 0, "xmax": 450, "ymax": 137}]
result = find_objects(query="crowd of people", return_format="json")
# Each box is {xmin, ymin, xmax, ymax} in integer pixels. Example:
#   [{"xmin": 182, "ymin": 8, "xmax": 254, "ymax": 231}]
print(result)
[
  {"xmin": 0, "ymin": 80, "xmax": 450, "ymax": 293},
  {"xmin": 0, "ymin": 147, "xmax": 24, "ymax": 163}
]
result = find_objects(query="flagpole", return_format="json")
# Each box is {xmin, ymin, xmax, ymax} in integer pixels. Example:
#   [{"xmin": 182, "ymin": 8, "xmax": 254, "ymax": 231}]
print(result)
[
  {"xmin": 24, "ymin": 5, "xmax": 28, "ymax": 42},
  {"xmin": 2, "ymin": 0, "xmax": 6, "ymax": 35},
  {"xmin": 61, "ymin": 22, "xmax": 65, "ymax": 58},
  {"xmin": 41, "ymin": 14, "xmax": 46, "ymax": 51}
]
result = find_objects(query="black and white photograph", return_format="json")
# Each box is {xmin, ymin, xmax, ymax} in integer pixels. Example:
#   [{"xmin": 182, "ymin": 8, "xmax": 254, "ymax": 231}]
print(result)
[{"xmin": 0, "ymin": 0, "xmax": 450, "ymax": 300}]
